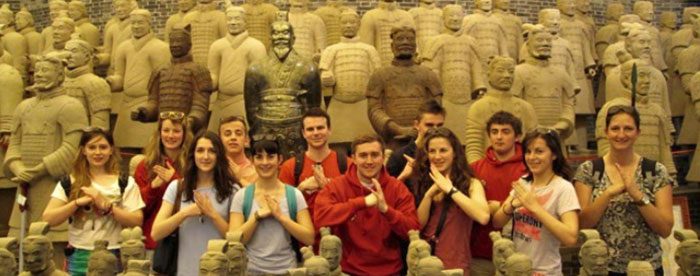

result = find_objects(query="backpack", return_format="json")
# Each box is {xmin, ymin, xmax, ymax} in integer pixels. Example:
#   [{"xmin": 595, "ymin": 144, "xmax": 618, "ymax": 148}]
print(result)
[
  {"xmin": 60, "ymin": 173, "xmax": 129, "ymax": 197},
  {"xmin": 293, "ymin": 150, "xmax": 347, "ymax": 185},
  {"xmin": 590, "ymin": 157, "xmax": 657, "ymax": 184}
]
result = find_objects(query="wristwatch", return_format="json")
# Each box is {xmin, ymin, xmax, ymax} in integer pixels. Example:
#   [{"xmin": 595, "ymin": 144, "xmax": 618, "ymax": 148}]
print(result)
[
  {"xmin": 635, "ymin": 194, "xmax": 651, "ymax": 206},
  {"xmin": 447, "ymin": 187, "xmax": 459, "ymax": 197}
]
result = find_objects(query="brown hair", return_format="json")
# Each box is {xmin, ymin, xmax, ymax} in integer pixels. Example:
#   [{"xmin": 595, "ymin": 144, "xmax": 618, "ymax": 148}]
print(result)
[
  {"xmin": 351, "ymin": 134, "xmax": 385, "ymax": 155},
  {"xmin": 143, "ymin": 117, "xmax": 193, "ymax": 180}
]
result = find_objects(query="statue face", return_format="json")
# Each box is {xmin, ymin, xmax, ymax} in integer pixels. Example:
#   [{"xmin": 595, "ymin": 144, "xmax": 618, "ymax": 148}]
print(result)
[
  {"xmin": 199, "ymin": 258, "xmax": 227, "ymax": 276},
  {"xmin": 0, "ymin": 252, "xmax": 16, "ymax": 276},
  {"xmin": 34, "ymin": 61, "xmax": 63, "ymax": 91},
  {"xmin": 575, "ymin": 0, "xmax": 590, "ymax": 14},
  {"xmin": 49, "ymin": 5, "xmax": 67, "ymax": 21},
  {"xmin": 540, "ymin": 13, "xmax": 561, "ymax": 35},
  {"xmin": 51, "ymin": 21, "xmax": 73, "ymax": 47},
  {"xmin": 15, "ymin": 14, "xmax": 31, "ymax": 29},
  {"xmin": 120, "ymin": 245, "xmax": 145, "ymax": 271},
  {"xmin": 87, "ymin": 259, "xmax": 117, "ymax": 276},
  {"xmin": 226, "ymin": 245, "xmax": 246, "ymax": 275},
  {"xmin": 114, "ymin": 0, "xmax": 133, "ymax": 20},
  {"xmin": 65, "ymin": 41, "xmax": 91, "ymax": 68},
  {"xmin": 581, "ymin": 245, "xmax": 609, "ymax": 276},
  {"xmin": 557, "ymin": 0, "xmax": 575, "ymax": 16},
  {"xmin": 179, "ymin": 0, "xmax": 196, "ymax": 12},
  {"xmin": 340, "ymin": 14, "xmax": 359, "ymax": 38},
  {"xmin": 130, "ymin": 15, "xmax": 151, "ymax": 39},
  {"xmin": 678, "ymin": 244, "xmax": 700, "ymax": 275},
  {"xmin": 622, "ymin": 65, "xmax": 651, "ymax": 97},
  {"xmin": 635, "ymin": 4, "xmax": 654, "ymax": 22},
  {"xmin": 67, "ymin": 4, "xmax": 86, "ymax": 21},
  {"xmin": 391, "ymin": 29, "xmax": 416, "ymax": 59},
  {"xmin": 493, "ymin": 242, "xmax": 515, "ymax": 274},
  {"xmin": 607, "ymin": 5, "xmax": 624, "ymax": 21},
  {"xmin": 527, "ymin": 31, "xmax": 553, "ymax": 59},
  {"xmin": 495, "ymin": 0, "xmax": 509, "ymax": 11},
  {"xmin": 271, "ymin": 22, "xmax": 294, "ymax": 60},
  {"xmin": 226, "ymin": 10, "xmax": 247, "ymax": 36},
  {"xmin": 23, "ymin": 241, "xmax": 50, "ymax": 273},
  {"xmin": 407, "ymin": 242, "xmax": 431, "ymax": 271},
  {"xmin": 627, "ymin": 31, "xmax": 652, "ymax": 59},
  {"xmin": 443, "ymin": 8, "xmax": 464, "ymax": 32},
  {"xmin": 476, "ymin": 0, "xmax": 492, "ymax": 12},
  {"xmin": 488, "ymin": 60, "xmax": 515, "ymax": 90},
  {"xmin": 169, "ymin": 30, "xmax": 192, "ymax": 58},
  {"xmin": 320, "ymin": 240, "xmax": 340, "ymax": 270}
]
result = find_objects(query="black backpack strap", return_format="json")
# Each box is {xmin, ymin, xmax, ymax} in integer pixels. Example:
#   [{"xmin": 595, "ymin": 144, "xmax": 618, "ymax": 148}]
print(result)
[
  {"xmin": 294, "ymin": 153, "xmax": 304, "ymax": 185},
  {"xmin": 60, "ymin": 176, "xmax": 71, "ymax": 197},
  {"xmin": 641, "ymin": 158, "xmax": 658, "ymax": 179},
  {"xmin": 591, "ymin": 158, "xmax": 605, "ymax": 184},
  {"xmin": 118, "ymin": 173, "xmax": 129, "ymax": 195},
  {"xmin": 336, "ymin": 150, "xmax": 347, "ymax": 173}
]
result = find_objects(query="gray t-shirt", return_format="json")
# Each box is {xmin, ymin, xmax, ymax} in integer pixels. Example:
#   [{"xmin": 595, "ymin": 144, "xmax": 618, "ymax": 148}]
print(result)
[
  {"xmin": 163, "ymin": 180, "xmax": 234, "ymax": 276},
  {"xmin": 230, "ymin": 186, "xmax": 308, "ymax": 274}
]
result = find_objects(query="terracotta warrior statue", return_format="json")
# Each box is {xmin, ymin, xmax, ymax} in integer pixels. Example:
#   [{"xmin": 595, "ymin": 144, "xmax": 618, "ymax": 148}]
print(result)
[
  {"xmin": 492, "ymin": 0, "xmax": 522, "ymax": 60},
  {"xmin": 0, "ymin": 58, "xmax": 23, "ymax": 194},
  {"xmin": 408, "ymin": 0, "xmax": 443, "ymax": 53},
  {"xmin": 0, "ymin": 237, "xmax": 18, "ymax": 276},
  {"xmin": 67, "ymin": 0, "xmax": 99, "ymax": 47},
  {"xmin": 0, "ymin": 5, "xmax": 27, "ymax": 78},
  {"xmin": 107, "ymin": 9, "xmax": 170, "ymax": 149},
  {"xmin": 87, "ymin": 240, "xmax": 119, "ymax": 276},
  {"xmin": 626, "ymin": 261, "xmax": 656, "ymax": 276},
  {"xmin": 491, "ymin": 232, "xmax": 516, "ymax": 276},
  {"xmin": 319, "ymin": 227, "xmax": 345, "ymax": 276},
  {"xmin": 633, "ymin": 1, "xmax": 667, "ymax": 72},
  {"xmin": 511, "ymin": 25, "xmax": 576, "ymax": 140},
  {"xmin": 674, "ymin": 229, "xmax": 700, "ymax": 276},
  {"xmin": 5, "ymin": 56, "xmax": 87, "ymax": 241},
  {"xmin": 659, "ymin": 11, "xmax": 677, "ymax": 55},
  {"xmin": 578, "ymin": 230, "xmax": 609, "ymax": 276},
  {"xmin": 183, "ymin": 0, "xmax": 227, "ymax": 66},
  {"xmin": 359, "ymin": 0, "xmax": 415, "ymax": 66},
  {"xmin": 465, "ymin": 56, "xmax": 538, "ymax": 163},
  {"xmin": 414, "ymin": 256, "xmax": 464, "ymax": 276},
  {"xmin": 677, "ymin": 13, "xmax": 700, "ymax": 93},
  {"xmin": 314, "ymin": 0, "xmax": 350, "ymax": 46},
  {"xmin": 461, "ymin": 0, "xmax": 509, "ymax": 73},
  {"xmin": 601, "ymin": 16, "xmax": 643, "ymax": 77},
  {"xmin": 421, "ymin": 4, "xmax": 485, "ymax": 145},
  {"xmin": 406, "ymin": 230, "xmax": 431, "ymax": 276},
  {"xmin": 20, "ymin": 222, "xmax": 69, "ymax": 276},
  {"xmin": 531, "ymin": 10, "xmax": 577, "ymax": 87},
  {"xmin": 595, "ymin": 2, "xmax": 625, "ymax": 62},
  {"xmin": 207, "ymin": 6, "xmax": 266, "ymax": 131},
  {"xmin": 41, "ymin": 13, "xmax": 74, "ymax": 58},
  {"xmin": 597, "ymin": 60, "xmax": 676, "ymax": 175},
  {"xmin": 289, "ymin": 247, "xmax": 332, "ymax": 276},
  {"xmin": 123, "ymin": 260, "xmax": 151, "ymax": 276},
  {"xmin": 574, "ymin": 0, "xmax": 596, "ymax": 60},
  {"xmin": 244, "ymin": 20, "xmax": 322, "ymax": 158},
  {"xmin": 165, "ymin": 0, "xmax": 196, "ymax": 42},
  {"xmin": 41, "ymin": 0, "xmax": 68, "ymax": 54},
  {"xmin": 288, "ymin": 0, "xmax": 326, "ymax": 60},
  {"xmin": 672, "ymin": 8, "xmax": 700, "ymax": 146},
  {"xmin": 120, "ymin": 227, "xmax": 146, "ymax": 272},
  {"xmin": 503, "ymin": 253, "xmax": 532, "ymax": 276},
  {"xmin": 242, "ymin": 0, "xmax": 279, "ymax": 50},
  {"xmin": 225, "ymin": 231, "xmax": 248, "ymax": 276},
  {"xmin": 685, "ymin": 72, "xmax": 700, "ymax": 182},
  {"xmin": 366, "ymin": 26, "xmax": 442, "ymax": 147},
  {"xmin": 97, "ymin": 0, "xmax": 135, "ymax": 73},
  {"xmin": 63, "ymin": 35, "xmax": 111, "ymax": 130},
  {"xmin": 132, "ymin": 26, "xmax": 212, "ymax": 133},
  {"xmin": 319, "ymin": 9, "xmax": 380, "ymax": 145},
  {"xmin": 200, "ymin": 240, "xmax": 229, "ymax": 276},
  {"xmin": 659, "ymin": 11, "xmax": 683, "ymax": 119},
  {"xmin": 0, "ymin": 26, "xmax": 14, "ymax": 67},
  {"xmin": 15, "ymin": 6, "xmax": 41, "ymax": 56}
]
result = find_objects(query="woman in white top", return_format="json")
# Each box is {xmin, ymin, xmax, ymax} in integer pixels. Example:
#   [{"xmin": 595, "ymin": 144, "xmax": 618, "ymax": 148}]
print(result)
[{"xmin": 43, "ymin": 128, "xmax": 145, "ymax": 275}]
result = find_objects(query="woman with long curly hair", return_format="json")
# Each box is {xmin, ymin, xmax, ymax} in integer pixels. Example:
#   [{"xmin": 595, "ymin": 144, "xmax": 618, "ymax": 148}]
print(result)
[{"xmin": 43, "ymin": 128, "xmax": 145, "ymax": 275}]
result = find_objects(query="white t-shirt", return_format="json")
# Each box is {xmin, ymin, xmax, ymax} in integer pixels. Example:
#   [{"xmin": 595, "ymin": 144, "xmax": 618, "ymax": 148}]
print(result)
[
  {"xmin": 510, "ymin": 176, "xmax": 580, "ymax": 276},
  {"xmin": 50, "ymin": 176, "xmax": 145, "ymax": 250}
]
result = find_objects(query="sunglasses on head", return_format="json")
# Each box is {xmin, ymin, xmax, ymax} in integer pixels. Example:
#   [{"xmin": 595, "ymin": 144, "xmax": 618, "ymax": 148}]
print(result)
[{"xmin": 159, "ymin": 111, "xmax": 186, "ymax": 121}]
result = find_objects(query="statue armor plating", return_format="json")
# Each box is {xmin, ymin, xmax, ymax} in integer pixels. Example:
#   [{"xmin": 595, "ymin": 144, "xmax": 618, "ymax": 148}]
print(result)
[
  {"xmin": 633, "ymin": 1, "xmax": 668, "ymax": 72},
  {"xmin": 63, "ymin": 36, "xmax": 111, "ymax": 130},
  {"xmin": 0, "ymin": 5, "xmax": 28, "ymax": 80},
  {"xmin": 684, "ymin": 72, "xmax": 700, "ymax": 182},
  {"xmin": 673, "ymin": 8, "xmax": 700, "ymax": 146},
  {"xmin": 408, "ymin": 0, "xmax": 443, "ymax": 54},
  {"xmin": 627, "ymin": 261, "xmax": 656, "ymax": 276},
  {"xmin": 313, "ymin": 0, "xmax": 349, "ymax": 46},
  {"xmin": 557, "ymin": 0, "xmax": 596, "ymax": 115},
  {"xmin": 492, "ymin": 0, "xmax": 522, "ymax": 60},
  {"xmin": 0, "ymin": 60, "xmax": 23, "ymax": 192},
  {"xmin": 182, "ymin": 0, "xmax": 227, "ymax": 66},
  {"xmin": 595, "ymin": 3, "xmax": 625, "ymax": 63},
  {"xmin": 674, "ymin": 229, "xmax": 700, "ymax": 276},
  {"xmin": 461, "ymin": 0, "xmax": 509, "ymax": 73},
  {"xmin": 242, "ymin": 0, "xmax": 279, "ymax": 50}
]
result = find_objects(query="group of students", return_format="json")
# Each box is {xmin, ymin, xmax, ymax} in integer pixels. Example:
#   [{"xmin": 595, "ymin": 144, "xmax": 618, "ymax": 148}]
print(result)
[{"xmin": 39, "ymin": 99, "xmax": 674, "ymax": 276}]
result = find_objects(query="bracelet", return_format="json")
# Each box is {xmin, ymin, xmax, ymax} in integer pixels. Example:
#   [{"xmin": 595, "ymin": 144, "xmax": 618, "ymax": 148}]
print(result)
[
  {"xmin": 447, "ymin": 187, "xmax": 459, "ymax": 197},
  {"xmin": 254, "ymin": 211, "xmax": 262, "ymax": 221}
]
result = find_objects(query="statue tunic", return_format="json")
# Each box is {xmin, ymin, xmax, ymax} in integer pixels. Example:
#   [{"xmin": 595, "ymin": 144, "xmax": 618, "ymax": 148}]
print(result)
[
  {"xmin": 102, "ymin": 18, "xmax": 132, "ymax": 114},
  {"xmin": 183, "ymin": 5, "xmax": 227, "ymax": 67},
  {"xmin": 319, "ymin": 36, "xmax": 381, "ymax": 143},
  {"xmin": 0, "ymin": 64, "xmax": 23, "ymax": 190},
  {"xmin": 241, "ymin": 2, "xmax": 279, "ymax": 50},
  {"xmin": 111, "ymin": 33, "xmax": 171, "ymax": 148},
  {"xmin": 63, "ymin": 65, "xmax": 111, "ymax": 130},
  {"xmin": 493, "ymin": 10, "xmax": 523, "ymax": 60},
  {"xmin": 288, "ymin": 11, "xmax": 327, "ymax": 59},
  {"xmin": 207, "ymin": 31, "xmax": 267, "ymax": 131},
  {"xmin": 461, "ymin": 11, "xmax": 509, "ymax": 73},
  {"xmin": 641, "ymin": 23, "xmax": 668, "ymax": 72},
  {"xmin": 559, "ymin": 15, "xmax": 595, "ymax": 114},
  {"xmin": 19, "ymin": 27, "xmax": 41, "ymax": 56},
  {"xmin": 670, "ymin": 26, "xmax": 698, "ymax": 144},
  {"xmin": 595, "ymin": 22, "xmax": 619, "ymax": 60},
  {"xmin": 40, "ymin": 26, "xmax": 54, "ymax": 56},
  {"xmin": 359, "ymin": 2, "xmax": 415, "ymax": 67},
  {"xmin": 75, "ymin": 18, "xmax": 100, "ymax": 47},
  {"xmin": 314, "ymin": 5, "xmax": 347, "ymax": 46},
  {"xmin": 408, "ymin": 4, "xmax": 443, "ymax": 54}
]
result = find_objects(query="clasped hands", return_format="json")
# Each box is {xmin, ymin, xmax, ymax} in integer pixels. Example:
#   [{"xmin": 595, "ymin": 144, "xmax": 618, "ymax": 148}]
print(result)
[
  {"xmin": 364, "ymin": 178, "xmax": 388, "ymax": 213},
  {"xmin": 297, "ymin": 165, "xmax": 330, "ymax": 194},
  {"xmin": 181, "ymin": 191, "xmax": 217, "ymax": 219},
  {"xmin": 253, "ymin": 194, "xmax": 285, "ymax": 220},
  {"xmin": 604, "ymin": 163, "xmax": 644, "ymax": 201},
  {"xmin": 151, "ymin": 161, "xmax": 176, "ymax": 188}
]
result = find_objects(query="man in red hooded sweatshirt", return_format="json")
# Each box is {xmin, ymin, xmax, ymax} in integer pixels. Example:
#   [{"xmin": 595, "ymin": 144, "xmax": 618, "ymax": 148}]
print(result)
[
  {"xmin": 469, "ymin": 111, "xmax": 528, "ymax": 276},
  {"xmin": 314, "ymin": 134, "xmax": 420, "ymax": 276}
]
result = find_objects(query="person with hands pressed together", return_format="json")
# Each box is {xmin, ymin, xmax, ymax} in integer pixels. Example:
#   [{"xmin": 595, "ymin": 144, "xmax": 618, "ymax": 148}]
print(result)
[
  {"xmin": 230, "ymin": 139, "xmax": 314, "ymax": 275},
  {"xmin": 315, "ymin": 134, "xmax": 420, "ymax": 276},
  {"xmin": 412, "ymin": 127, "xmax": 489, "ymax": 273},
  {"xmin": 219, "ymin": 116, "xmax": 258, "ymax": 186},
  {"xmin": 151, "ymin": 131, "xmax": 239, "ymax": 276},
  {"xmin": 492, "ymin": 128, "xmax": 580, "ymax": 276},
  {"xmin": 42, "ymin": 128, "xmax": 145, "ymax": 275},
  {"xmin": 574, "ymin": 106, "xmax": 674, "ymax": 275}
]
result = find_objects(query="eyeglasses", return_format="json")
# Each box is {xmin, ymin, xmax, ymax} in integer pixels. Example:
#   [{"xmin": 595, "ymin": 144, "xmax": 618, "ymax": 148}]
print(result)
[{"xmin": 159, "ymin": 111, "xmax": 186, "ymax": 121}]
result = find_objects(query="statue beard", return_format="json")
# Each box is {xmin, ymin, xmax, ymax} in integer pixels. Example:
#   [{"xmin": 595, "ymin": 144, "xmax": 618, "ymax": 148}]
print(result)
[
  {"xmin": 395, "ymin": 53, "xmax": 414, "ymax": 60},
  {"xmin": 273, "ymin": 45, "xmax": 291, "ymax": 60}
]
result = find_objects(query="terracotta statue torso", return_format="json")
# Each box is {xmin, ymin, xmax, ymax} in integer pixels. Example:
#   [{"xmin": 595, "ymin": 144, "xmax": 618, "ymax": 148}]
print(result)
[
  {"xmin": 559, "ymin": 14, "xmax": 595, "ymax": 114},
  {"xmin": 408, "ymin": 3, "xmax": 443, "ymax": 53},
  {"xmin": 685, "ymin": 72, "xmax": 700, "ymax": 181},
  {"xmin": 461, "ymin": 11, "xmax": 509, "ymax": 72},
  {"xmin": 182, "ymin": 4, "xmax": 227, "ymax": 66},
  {"xmin": 102, "ymin": 18, "xmax": 132, "ymax": 71},
  {"xmin": 640, "ymin": 22, "xmax": 668, "ymax": 71},
  {"xmin": 63, "ymin": 65, "xmax": 111, "ymax": 130},
  {"xmin": 241, "ymin": 2, "xmax": 278, "ymax": 50},
  {"xmin": 74, "ymin": 18, "xmax": 100, "ymax": 47},
  {"xmin": 314, "ymin": 4, "xmax": 348, "ymax": 46},
  {"xmin": 288, "ymin": 9, "xmax": 327, "ymax": 59},
  {"xmin": 493, "ymin": 10, "xmax": 523, "ymax": 60},
  {"xmin": 2, "ymin": 29, "xmax": 28, "ymax": 79},
  {"xmin": 18, "ymin": 27, "xmax": 41, "ymax": 55},
  {"xmin": 520, "ymin": 36, "xmax": 577, "ymax": 82},
  {"xmin": 359, "ymin": 2, "xmax": 415, "ymax": 66},
  {"xmin": 595, "ymin": 22, "xmax": 619, "ymax": 60},
  {"xmin": 40, "ymin": 26, "xmax": 54, "ymax": 57}
]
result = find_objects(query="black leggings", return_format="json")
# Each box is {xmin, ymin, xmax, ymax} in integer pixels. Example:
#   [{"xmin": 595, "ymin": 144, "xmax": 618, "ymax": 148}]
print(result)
[{"xmin": 608, "ymin": 267, "xmax": 664, "ymax": 276}]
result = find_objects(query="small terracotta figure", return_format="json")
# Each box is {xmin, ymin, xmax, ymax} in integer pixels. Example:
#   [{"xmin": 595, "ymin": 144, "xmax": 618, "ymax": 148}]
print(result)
[
  {"xmin": 244, "ymin": 20, "xmax": 322, "ymax": 158},
  {"xmin": 490, "ymin": 232, "xmax": 515, "ymax": 276},
  {"xmin": 288, "ymin": 0, "xmax": 326, "ymax": 60},
  {"xmin": 225, "ymin": 231, "xmax": 248, "ymax": 276},
  {"xmin": 626, "ymin": 261, "xmax": 655, "ymax": 276},
  {"xmin": 200, "ymin": 240, "xmax": 229, "ymax": 276},
  {"xmin": 685, "ymin": 72, "xmax": 700, "ymax": 182},
  {"xmin": 597, "ymin": 60, "xmax": 676, "ymax": 175},
  {"xmin": 165, "ymin": 0, "xmax": 196, "ymax": 42},
  {"xmin": 677, "ymin": 13, "xmax": 700, "ymax": 92},
  {"xmin": 300, "ymin": 246, "xmax": 331, "ymax": 276},
  {"xmin": 0, "ymin": 5, "xmax": 27, "ymax": 78},
  {"xmin": 492, "ymin": 0, "xmax": 522, "ymax": 60},
  {"xmin": 578, "ymin": 230, "xmax": 609, "ymax": 276},
  {"xmin": 503, "ymin": 253, "xmax": 532, "ymax": 276},
  {"xmin": 67, "ymin": 0, "xmax": 99, "ymax": 47},
  {"xmin": 633, "ymin": 1, "xmax": 668, "ymax": 72},
  {"xmin": 672, "ymin": 7, "xmax": 700, "ymax": 146},
  {"xmin": 406, "ymin": 230, "xmax": 431, "ymax": 276},
  {"xmin": 319, "ymin": 227, "xmax": 344, "ymax": 276},
  {"xmin": 63, "ymin": 36, "xmax": 111, "ymax": 130},
  {"xmin": 20, "ymin": 222, "xmax": 69, "ymax": 276},
  {"xmin": 674, "ymin": 229, "xmax": 700, "ymax": 276},
  {"xmin": 366, "ymin": 26, "xmax": 442, "ymax": 147},
  {"xmin": 319, "ymin": 9, "xmax": 380, "ymax": 144},
  {"xmin": 40, "ymin": 0, "xmax": 68, "ymax": 54},
  {"xmin": 511, "ymin": 25, "xmax": 576, "ymax": 139},
  {"xmin": 182, "ymin": 0, "xmax": 227, "ymax": 66},
  {"xmin": 5, "ymin": 56, "xmax": 88, "ymax": 241},
  {"xmin": 415, "ymin": 256, "xmax": 443, "ymax": 276},
  {"xmin": 242, "ymin": 0, "xmax": 279, "ymax": 50},
  {"xmin": 461, "ymin": 0, "xmax": 509, "ymax": 72},
  {"xmin": 133, "ymin": 26, "xmax": 212, "ymax": 133},
  {"xmin": 41, "ymin": 13, "xmax": 74, "ymax": 57},
  {"xmin": 0, "ymin": 237, "xmax": 18, "ymax": 276},
  {"xmin": 595, "ymin": 2, "xmax": 625, "ymax": 62},
  {"xmin": 465, "ymin": 56, "xmax": 537, "ymax": 163},
  {"xmin": 122, "ymin": 260, "xmax": 151, "ymax": 276},
  {"xmin": 120, "ymin": 227, "xmax": 146, "ymax": 272},
  {"xmin": 359, "ymin": 0, "xmax": 415, "ymax": 66},
  {"xmin": 107, "ymin": 9, "xmax": 170, "ymax": 149},
  {"xmin": 408, "ymin": 0, "xmax": 443, "ymax": 53},
  {"xmin": 601, "ymin": 16, "xmax": 643, "ymax": 77},
  {"xmin": 422, "ymin": 4, "xmax": 485, "ymax": 145},
  {"xmin": 314, "ymin": 0, "xmax": 349, "ymax": 46},
  {"xmin": 15, "ymin": 6, "xmax": 41, "ymax": 56},
  {"xmin": 87, "ymin": 240, "xmax": 118, "ymax": 276}
]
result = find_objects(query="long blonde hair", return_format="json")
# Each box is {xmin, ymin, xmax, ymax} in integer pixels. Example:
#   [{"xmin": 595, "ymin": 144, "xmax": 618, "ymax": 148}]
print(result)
[
  {"xmin": 143, "ymin": 117, "xmax": 192, "ymax": 179},
  {"xmin": 70, "ymin": 128, "xmax": 122, "ymax": 202}
]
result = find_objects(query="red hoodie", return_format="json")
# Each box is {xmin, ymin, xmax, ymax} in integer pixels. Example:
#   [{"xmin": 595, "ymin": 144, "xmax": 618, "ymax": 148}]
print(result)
[
  {"xmin": 314, "ymin": 164, "xmax": 420, "ymax": 276},
  {"xmin": 134, "ymin": 158, "xmax": 181, "ymax": 249},
  {"xmin": 469, "ymin": 144, "xmax": 527, "ymax": 260}
]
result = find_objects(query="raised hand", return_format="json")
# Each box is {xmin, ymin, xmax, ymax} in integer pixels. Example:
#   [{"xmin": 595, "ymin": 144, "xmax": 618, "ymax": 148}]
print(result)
[
  {"xmin": 365, "ymin": 179, "xmax": 387, "ymax": 213},
  {"xmin": 264, "ymin": 194, "xmax": 282, "ymax": 219},
  {"xmin": 428, "ymin": 165, "xmax": 454, "ymax": 194},
  {"xmin": 512, "ymin": 181, "xmax": 537, "ymax": 211},
  {"xmin": 153, "ymin": 161, "xmax": 176, "ymax": 182},
  {"xmin": 194, "ymin": 191, "xmax": 215, "ymax": 218}
]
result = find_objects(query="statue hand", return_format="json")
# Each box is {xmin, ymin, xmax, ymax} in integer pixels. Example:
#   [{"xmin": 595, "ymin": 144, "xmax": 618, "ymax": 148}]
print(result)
[
  {"xmin": 12, "ymin": 163, "xmax": 46, "ymax": 184},
  {"xmin": 131, "ymin": 107, "xmax": 146, "ymax": 121},
  {"xmin": 552, "ymin": 121, "xmax": 570, "ymax": 135},
  {"xmin": 320, "ymin": 71, "xmax": 335, "ymax": 87}
]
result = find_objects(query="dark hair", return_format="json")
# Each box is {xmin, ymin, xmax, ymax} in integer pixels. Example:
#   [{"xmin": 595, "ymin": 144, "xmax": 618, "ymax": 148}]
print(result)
[
  {"xmin": 182, "ymin": 131, "xmax": 238, "ymax": 203},
  {"xmin": 521, "ymin": 128, "xmax": 573, "ymax": 181},
  {"xmin": 485, "ymin": 111, "xmax": 523, "ymax": 136},
  {"xmin": 605, "ymin": 105, "xmax": 641, "ymax": 130},
  {"xmin": 71, "ymin": 128, "xmax": 121, "ymax": 202},
  {"xmin": 218, "ymin": 116, "xmax": 248, "ymax": 134},
  {"xmin": 411, "ymin": 127, "xmax": 474, "ymax": 203},
  {"xmin": 351, "ymin": 134, "xmax": 385, "ymax": 154},
  {"xmin": 252, "ymin": 139, "xmax": 281, "ymax": 156},
  {"xmin": 415, "ymin": 99, "xmax": 446, "ymax": 121},
  {"xmin": 301, "ymin": 107, "xmax": 331, "ymax": 129}
]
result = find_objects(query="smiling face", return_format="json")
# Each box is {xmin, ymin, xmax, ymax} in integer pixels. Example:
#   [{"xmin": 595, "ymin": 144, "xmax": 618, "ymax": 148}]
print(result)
[
  {"xmin": 252, "ymin": 150, "xmax": 281, "ymax": 180},
  {"xmin": 353, "ymin": 141, "xmax": 384, "ymax": 182},
  {"xmin": 83, "ymin": 135, "xmax": 113, "ymax": 169},
  {"xmin": 414, "ymin": 113, "xmax": 445, "ymax": 141},
  {"xmin": 605, "ymin": 113, "xmax": 640, "ymax": 151},
  {"xmin": 427, "ymin": 137, "xmax": 454, "ymax": 176},
  {"xmin": 195, "ymin": 138, "xmax": 217, "ymax": 174},
  {"xmin": 169, "ymin": 29, "xmax": 191, "ymax": 58},
  {"xmin": 33, "ymin": 60, "xmax": 63, "ymax": 91},
  {"xmin": 226, "ymin": 9, "xmax": 247, "ymax": 36},
  {"xmin": 524, "ymin": 137, "xmax": 555, "ymax": 177},
  {"xmin": 130, "ymin": 14, "xmax": 150, "ymax": 38},
  {"xmin": 302, "ymin": 116, "xmax": 330, "ymax": 150},
  {"xmin": 220, "ymin": 120, "xmax": 248, "ymax": 156},
  {"xmin": 391, "ymin": 29, "xmax": 417, "ymax": 59},
  {"xmin": 160, "ymin": 119, "xmax": 185, "ymax": 151}
]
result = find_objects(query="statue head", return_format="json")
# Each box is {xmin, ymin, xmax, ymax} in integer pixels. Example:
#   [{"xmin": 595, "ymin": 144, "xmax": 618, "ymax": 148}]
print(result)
[
  {"xmin": 0, "ymin": 249, "xmax": 16, "ymax": 276},
  {"xmin": 289, "ymin": 0, "xmax": 309, "ymax": 11},
  {"xmin": 319, "ymin": 227, "xmax": 342, "ymax": 271},
  {"xmin": 619, "ymin": 14, "xmax": 642, "ymax": 25},
  {"xmin": 22, "ymin": 222, "xmax": 54, "ymax": 274},
  {"xmin": 620, "ymin": 59, "xmax": 651, "ymax": 97},
  {"xmin": 51, "ymin": 14, "xmax": 75, "ymax": 49},
  {"xmin": 200, "ymin": 240, "xmax": 229, "ymax": 276},
  {"xmin": 415, "ymin": 256, "xmax": 444, "ymax": 276},
  {"xmin": 675, "ymin": 230, "xmax": 700, "ymax": 276},
  {"xmin": 114, "ymin": 0, "xmax": 137, "ymax": 20},
  {"xmin": 421, "ymin": 0, "xmax": 436, "ymax": 5},
  {"xmin": 15, "ymin": 7, "xmax": 34, "ymax": 30},
  {"xmin": 627, "ymin": 261, "xmax": 655, "ymax": 276},
  {"xmin": 442, "ymin": 5, "xmax": 464, "ymax": 32},
  {"xmin": 0, "ymin": 4, "xmax": 13, "ymax": 27},
  {"xmin": 487, "ymin": 56, "xmax": 515, "ymax": 91},
  {"xmin": 225, "ymin": 231, "xmax": 247, "ymax": 275},
  {"xmin": 48, "ymin": 0, "xmax": 68, "ymax": 21},
  {"xmin": 407, "ymin": 230, "xmax": 431, "ymax": 273},
  {"xmin": 390, "ymin": 26, "xmax": 417, "ymax": 60},
  {"xmin": 660, "ymin": 11, "xmax": 677, "ymax": 29},
  {"xmin": 475, "ymin": 0, "xmax": 492, "ymax": 12},
  {"xmin": 504, "ymin": 253, "xmax": 532, "ymax": 276},
  {"xmin": 271, "ymin": 21, "xmax": 295, "ymax": 60},
  {"xmin": 65, "ymin": 34, "xmax": 93, "ymax": 69},
  {"xmin": 578, "ymin": 230, "xmax": 609, "ymax": 276},
  {"xmin": 525, "ymin": 24, "xmax": 552, "ymax": 59},
  {"xmin": 339, "ymin": 10, "xmax": 360, "ymax": 39},
  {"xmin": 494, "ymin": 0, "xmax": 510, "ymax": 12},
  {"xmin": 179, "ymin": 0, "xmax": 197, "ymax": 13},
  {"xmin": 556, "ymin": 0, "xmax": 575, "ymax": 16},
  {"xmin": 633, "ymin": 1, "xmax": 654, "ymax": 23},
  {"xmin": 304, "ymin": 256, "xmax": 331, "ymax": 276},
  {"xmin": 33, "ymin": 56, "xmax": 66, "ymax": 91},
  {"xmin": 538, "ymin": 9, "xmax": 561, "ymax": 35},
  {"xmin": 575, "ymin": 0, "xmax": 590, "ymax": 14},
  {"xmin": 605, "ymin": 3, "xmax": 625, "ymax": 22},
  {"xmin": 123, "ymin": 260, "xmax": 151, "ymax": 276},
  {"xmin": 68, "ymin": 0, "xmax": 88, "ymax": 21},
  {"xmin": 87, "ymin": 240, "xmax": 118, "ymax": 276},
  {"xmin": 0, "ymin": 237, "xmax": 19, "ymax": 264},
  {"xmin": 130, "ymin": 9, "xmax": 152, "ymax": 39},
  {"xmin": 491, "ymin": 232, "xmax": 516, "ymax": 275},
  {"xmin": 120, "ymin": 227, "xmax": 146, "ymax": 271},
  {"xmin": 226, "ymin": 6, "xmax": 247, "ymax": 36},
  {"xmin": 170, "ymin": 25, "xmax": 192, "ymax": 58},
  {"xmin": 682, "ymin": 7, "xmax": 700, "ymax": 25},
  {"xmin": 624, "ymin": 26, "xmax": 651, "ymax": 59}
]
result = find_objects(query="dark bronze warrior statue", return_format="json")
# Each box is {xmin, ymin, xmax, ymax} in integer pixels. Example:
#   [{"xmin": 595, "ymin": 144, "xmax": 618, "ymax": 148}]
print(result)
[
  {"xmin": 244, "ymin": 20, "xmax": 322, "ymax": 158},
  {"xmin": 132, "ymin": 25, "xmax": 213, "ymax": 133}
]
